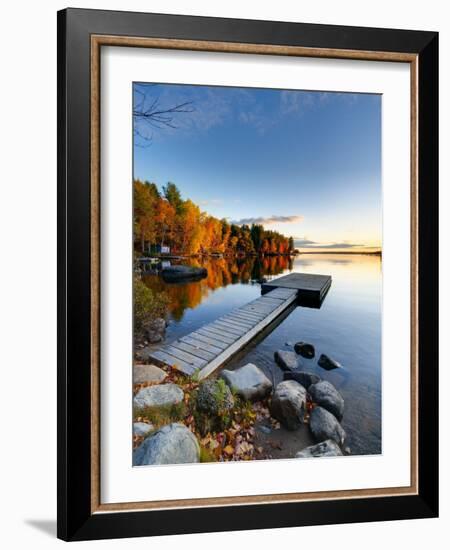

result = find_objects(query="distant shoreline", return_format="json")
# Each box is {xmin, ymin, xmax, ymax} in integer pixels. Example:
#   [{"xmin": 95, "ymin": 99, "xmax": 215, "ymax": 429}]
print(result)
[{"xmin": 298, "ymin": 250, "xmax": 381, "ymax": 256}]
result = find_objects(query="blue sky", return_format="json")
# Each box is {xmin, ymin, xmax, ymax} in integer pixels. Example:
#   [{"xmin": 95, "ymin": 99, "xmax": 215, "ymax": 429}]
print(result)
[{"xmin": 133, "ymin": 83, "xmax": 381, "ymax": 251}]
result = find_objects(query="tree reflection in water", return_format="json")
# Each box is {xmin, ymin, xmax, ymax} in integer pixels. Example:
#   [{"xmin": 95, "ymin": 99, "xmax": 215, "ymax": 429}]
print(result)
[{"xmin": 142, "ymin": 256, "xmax": 293, "ymax": 322}]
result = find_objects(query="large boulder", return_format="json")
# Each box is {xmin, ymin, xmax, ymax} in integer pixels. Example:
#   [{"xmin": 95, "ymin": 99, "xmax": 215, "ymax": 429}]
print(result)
[
  {"xmin": 134, "ymin": 383, "xmax": 184, "ymax": 409},
  {"xmin": 309, "ymin": 406, "xmax": 346, "ymax": 446},
  {"xmin": 161, "ymin": 265, "xmax": 207, "ymax": 282},
  {"xmin": 318, "ymin": 354, "xmax": 343, "ymax": 371},
  {"xmin": 295, "ymin": 439, "xmax": 343, "ymax": 458},
  {"xmin": 133, "ymin": 364, "xmax": 167, "ymax": 384},
  {"xmin": 194, "ymin": 379, "xmax": 234, "ymax": 434},
  {"xmin": 283, "ymin": 371, "xmax": 321, "ymax": 389},
  {"xmin": 133, "ymin": 422, "xmax": 154, "ymax": 437},
  {"xmin": 274, "ymin": 350, "xmax": 299, "ymax": 372},
  {"xmin": 220, "ymin": 363, "xmax": 272, "ymax": 401},
  {"xmin": 309, "ymin": 380, "xmax": 344, "ymax": 420},
  {"xmin": 294, "ymin": 342, "xmax": 315, "ymax": 359},
  {"xmin": 133, "ymin": 423, "xmax": 200, "ymax": 465},
  {"xmin": 195, "ymin": 379, "xmax": 234, "ymax": 416},
  {"xmin": 270, "ymin": 380, "xmax": 307, "ymax": 430}
]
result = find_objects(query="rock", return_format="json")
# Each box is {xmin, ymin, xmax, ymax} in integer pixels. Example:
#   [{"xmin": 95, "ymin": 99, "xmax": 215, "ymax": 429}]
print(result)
[
  {"xmin": 309, "ymin": 380, "xmax": 344, "ymax": 420},
  {"xmin": 294, "ymin": 341, "xmax": 315, "ymax": 358},
  {"xmin": 309, "ymin": 406, "xmax": 346, "ymax": 446},
  {"xmin": 142, "ymin": 317, "xmax": 166, "ymax": 343},
  {"xmin": 195, "ymin": 379, "xmax": 234, "ymax": 416},
  {"xmin": 161, "ymin": 265, "xmax": 207, "ymax": 282},
  {"xmin": 283, "ymin": 371, "xmax": 321, "ymax": 389},
  {"xmin": 274, "ymin": 350, "xmax": 299, "ymax": 371},
  {"xmin": 133, "ymin": 423, "xmax": 200, "ymax": 465},
  {"xmin": 135, "ymin": 346, "xmax": 152, "ymax": 362},
  {"xmin": 258, "ymin": 425, "xmax": 272, "ymax": 435},
  {"xmin": 133, "ymin": 364, "xmax": 167, "ymax": 384},
  {"xmin": 194, "ymin": 379, "xmax": 234, "ymax": 434},
  {"xmin": 133, "ymin": 383, "xmax": 184, "ymax": 409},
  {"xmin": 295, "ymin": 439, "xmax": 343, "ymax": 458},
  {"xmin": 270, "ymin": 380, "xmax": 307, "ymax": 430},
  {"xmin": 133, "ymin": 422, "xmax": 154, "ymax": 437},
  {"xmin": 318, "ymin": 353, "xmax": 343, "ymax": 371},
  {"xmin": 220, "ymin": 363, "xmax": 272, "ymax": 401}
]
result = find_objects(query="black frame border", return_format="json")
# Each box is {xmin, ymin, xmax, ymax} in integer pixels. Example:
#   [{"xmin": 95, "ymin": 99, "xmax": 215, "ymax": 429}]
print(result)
[{"xmin": 57, "ymin": 8, "xmax": 438, "ymax": 541}]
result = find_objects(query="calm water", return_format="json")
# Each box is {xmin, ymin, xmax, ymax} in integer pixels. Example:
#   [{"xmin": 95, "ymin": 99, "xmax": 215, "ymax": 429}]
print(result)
[{"xmin": 142, "ymin": 254, "xmax": 382, "ymax": 455}]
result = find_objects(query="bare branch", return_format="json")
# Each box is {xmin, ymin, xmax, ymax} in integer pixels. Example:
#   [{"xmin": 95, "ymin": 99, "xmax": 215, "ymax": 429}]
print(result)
[{"xmin": 133, "ymin": 84, "xmax": 195, "ymax": 144}]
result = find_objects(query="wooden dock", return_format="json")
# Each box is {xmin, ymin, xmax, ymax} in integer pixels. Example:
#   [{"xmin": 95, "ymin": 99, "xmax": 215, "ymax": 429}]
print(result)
[
  {"xmin": 262, "ymin": 272, "xmax": 332, "ymax": 302},
  {"xmin": 148, "ymin": 273, "xmax": 331, "ymax": 379}
]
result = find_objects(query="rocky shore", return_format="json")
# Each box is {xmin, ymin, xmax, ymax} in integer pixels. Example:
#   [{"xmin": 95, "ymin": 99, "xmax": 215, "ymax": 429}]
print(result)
[{"xmin": 133, "ymin": 341, "xmax": 349, "ymax": 466}]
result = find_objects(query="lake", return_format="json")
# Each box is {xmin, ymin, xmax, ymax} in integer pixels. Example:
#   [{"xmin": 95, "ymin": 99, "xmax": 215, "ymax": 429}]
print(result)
[{"xmin": 142, "ymin": 254, "xmax": 382, "ymax": 456}]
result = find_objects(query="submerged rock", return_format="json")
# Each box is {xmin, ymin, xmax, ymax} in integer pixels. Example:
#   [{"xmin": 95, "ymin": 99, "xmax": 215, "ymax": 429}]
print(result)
[
  {"xmin": 133, "ymin": 423, "xmax": 200, "ymax": 465},
  {"xmin": 274, "ymin": 350, "xmax": 299, "ymax": 372},
  {"xmin": 220, "ymin": 363, "xmax": 272, "ymax": 401},
  {"xmin": 283, "ymin": 371, "xmax": 321, "ymax": 389},
  {"xmin": 294, "ymin": 342, "xmax": 315, "ymax": 359},
  {"xmin": 133, "ymin": 364, "xmax": 167, "ymax": 384},
  {"xmin": 309, "ymin": 406, "xmax": 346, "ymax": 446},
  {"xmin": 161, "ymin": 265, "xmax": 207, "ymax": 282},
  {"xmin": 309, "ymin": 380, "xmax": 344, "ymax": 420},
  {"xmin": 133, "ymin": 422, "xmax": 154, "ymax": 437},
  {"xmin": 133, "ymin": 383, "xmax": 184, "ymax": 409},
  {"xmin": 318, "ymin": 354, "xmax": 343, "ymax": 371},
  {"xmin": 270, "ymin": 380, "xmax": 307, "ymax": 430},
  {"xmin": 296, "ymin": 439, "xmax": 343, "ymax": 458}
]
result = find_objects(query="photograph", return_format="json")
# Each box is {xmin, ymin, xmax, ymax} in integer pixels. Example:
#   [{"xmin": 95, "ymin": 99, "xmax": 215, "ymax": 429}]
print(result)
[{"xmin": 132, "ymin": 82, "xmax": 382, "ymax": 466}]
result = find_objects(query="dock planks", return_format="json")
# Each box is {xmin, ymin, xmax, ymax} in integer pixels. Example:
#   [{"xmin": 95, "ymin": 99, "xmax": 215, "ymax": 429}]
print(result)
[
  {"xmin": 147, "ymin": 272, "xmax": 331, "ymax": 378},
  {"xmin": 148, "ymin": 286, "xmax": 297, "ymax": 378}
]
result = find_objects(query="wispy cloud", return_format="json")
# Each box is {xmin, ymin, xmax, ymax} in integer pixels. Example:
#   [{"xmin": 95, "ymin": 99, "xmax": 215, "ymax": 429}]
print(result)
[
  {"xmin": 294, "ymin": 238, "xmax": 318, "ymax": 247},
  {"xmin": 134, "ymin": 83, "xmax": 368, "ymax": 143},
  {"xmin": 280, "ymin": 90, "xmax": 315, "ymax": 115},
  {"xmin": 294, "ymin": 237, "xmax": 366, "ymax": 249},
  {"xmin": 238, "ymin": 108, "xmax": 276, "ymax": 135},
  {"xmin": 232, "ymin": 215, "xmax": 303, "ymax": 226},
  {"xmin": 198, "ymin": 198, "xmax": 223, "ymax": 206}
]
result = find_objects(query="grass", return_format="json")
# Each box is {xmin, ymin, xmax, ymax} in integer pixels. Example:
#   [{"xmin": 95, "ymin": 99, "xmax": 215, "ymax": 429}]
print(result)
[
  {"xmin": 134, "ymin": 401, "xmax": 187, "ymax": 430},
  {"xmin": 199, "ymin": 446, "xmax": 217, "ymax": 463}
]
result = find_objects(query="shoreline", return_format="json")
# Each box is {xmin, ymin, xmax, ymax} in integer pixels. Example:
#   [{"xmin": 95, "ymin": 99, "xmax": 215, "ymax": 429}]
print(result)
[{"xmin": 138, "ymin": 250, "xmax": 381, "ymax": 261}]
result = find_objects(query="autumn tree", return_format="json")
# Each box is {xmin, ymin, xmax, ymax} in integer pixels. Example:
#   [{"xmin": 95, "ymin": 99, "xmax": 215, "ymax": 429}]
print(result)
[
  {"xmin": 288, "ymin": 236, "xmax": 295, "ymax": 253},
  {"xmin": 163, "ymin": 182, "xmax": 184, "ymax": 214},
  {"xmin": 250, "ymin": 224, "xmax": 264, "ymax": 252},
  {"xmin": 133, "ymin": 180, "xmax": 295, "ymax": 258},
  {"xmin": 134, "ymin": 180, "xmax": 158, "ymax": 252}
]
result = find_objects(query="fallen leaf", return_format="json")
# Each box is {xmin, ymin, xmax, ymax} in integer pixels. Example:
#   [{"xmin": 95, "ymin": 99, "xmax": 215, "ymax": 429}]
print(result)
[{"xmin": 223, "ymin": 445, "xmax": 234, "ymax": 455}]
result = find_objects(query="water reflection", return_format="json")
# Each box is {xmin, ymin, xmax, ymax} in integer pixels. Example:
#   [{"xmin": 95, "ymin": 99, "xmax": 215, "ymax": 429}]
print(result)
[
  {"xmin": 142, "ymin": 255, "xmax": 293, "ymax": 321},
  {"xmin": 142, "ymin": 253, "xmax": 382, "ymax": 455}
]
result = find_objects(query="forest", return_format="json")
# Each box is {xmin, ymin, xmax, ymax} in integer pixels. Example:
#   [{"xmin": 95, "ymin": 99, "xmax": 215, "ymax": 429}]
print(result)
[{"xmin": 134, "ymin": 179, "xmax": 295, "ymax": 257}]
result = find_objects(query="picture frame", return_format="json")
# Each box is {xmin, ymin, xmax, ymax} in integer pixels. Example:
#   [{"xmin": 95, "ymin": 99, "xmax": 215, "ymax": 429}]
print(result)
[{"xmin": 57, "ymin": 8, "xmax": 438, "ymax": 541}]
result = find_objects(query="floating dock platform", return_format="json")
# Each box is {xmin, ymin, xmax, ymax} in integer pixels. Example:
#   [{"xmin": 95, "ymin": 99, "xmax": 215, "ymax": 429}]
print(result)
[{"xmin": 262, "ymin": 272, "xmax": 332, "ymax": 303}]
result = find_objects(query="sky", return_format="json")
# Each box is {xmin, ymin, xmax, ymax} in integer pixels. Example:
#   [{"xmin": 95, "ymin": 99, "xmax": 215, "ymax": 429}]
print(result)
[{"xmin": 133, "ymin": 82, "xmax": 381, "ymax": 252}]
